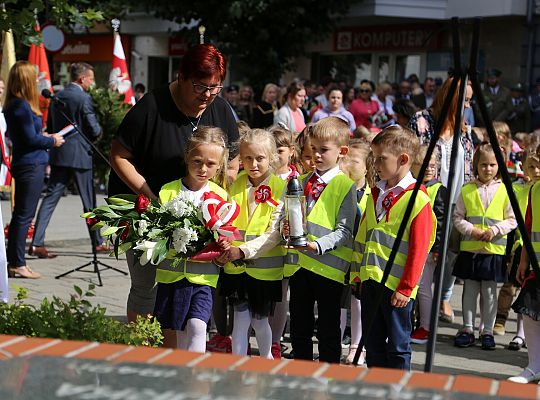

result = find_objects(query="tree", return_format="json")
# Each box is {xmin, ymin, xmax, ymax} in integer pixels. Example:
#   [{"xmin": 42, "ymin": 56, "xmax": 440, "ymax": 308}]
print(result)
[
  {"xmin": 144, "ymin": 0, "xmax": 360, "ymax": 89},
  {"xmin": 0, "ymin": 0, "xmax": 126, "ymax": 45}
]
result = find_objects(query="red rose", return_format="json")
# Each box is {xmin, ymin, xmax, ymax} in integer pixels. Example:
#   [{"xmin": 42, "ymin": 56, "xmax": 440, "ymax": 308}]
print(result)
[
  {"xmin": 119, "ymin": 221, "xmax": 130, "ymax": 241},
  {"xmin": 86, "ymin": 217, "xmax": 99, "ymax": 227},
  {"xmin": 135, "ymin": 194, "xmax": 150, "ymax": 214}
]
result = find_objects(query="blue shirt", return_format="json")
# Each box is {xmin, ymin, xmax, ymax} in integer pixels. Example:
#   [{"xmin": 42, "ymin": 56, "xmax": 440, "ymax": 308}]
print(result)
[{"xmin": 4, "ymin": 98, "xmax": 54, "ymax": 167}]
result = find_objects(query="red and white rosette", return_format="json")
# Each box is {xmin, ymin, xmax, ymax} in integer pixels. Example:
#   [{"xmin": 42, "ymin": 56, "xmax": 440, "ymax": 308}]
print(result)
[
  {"xmin": 254, "ymin": 185, "xmax": 279, "ymax": 207},
  {"xmin": 201, "ymin": 191, "xmax": 240, "ymax": 238}
]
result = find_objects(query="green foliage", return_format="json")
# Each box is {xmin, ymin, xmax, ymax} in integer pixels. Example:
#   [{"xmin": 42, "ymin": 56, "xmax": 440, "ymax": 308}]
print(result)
[
  {"xmin": 89, "ymin": 87, "xmax": 130, "ymax": 184},
  {"xmin": 0, "ymin": 285, "xmax": 163, "ymax": 347},
  {"xmin": 0, "ymin": 0, "xmax": 128, "ymax": 45},
  {"xmin": 144, "ymin": 0, "xmax": 361, "ymax": 89}
]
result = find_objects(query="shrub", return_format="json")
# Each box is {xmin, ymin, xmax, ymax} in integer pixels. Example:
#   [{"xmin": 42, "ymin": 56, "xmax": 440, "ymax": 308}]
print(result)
[{"xmin": 0, "ymin": 285, "xmax": 163, "ymax": 347}]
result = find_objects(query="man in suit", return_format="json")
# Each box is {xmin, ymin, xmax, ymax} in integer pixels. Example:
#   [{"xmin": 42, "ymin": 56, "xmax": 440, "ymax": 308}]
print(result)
[
  {"xmin": 477, "ymin": 68, "xmax": 512, "ymax": 127},
  {"xmin": 412, "ymin": 77, "xmax": 436, "ymax": 109},
  {"xmin": 507, "ymin": 83, "xmax": 531, "ymax": 134},
  {"xmin": 29, "ymin": 62, "xmax": 105, "ymax": 258}
]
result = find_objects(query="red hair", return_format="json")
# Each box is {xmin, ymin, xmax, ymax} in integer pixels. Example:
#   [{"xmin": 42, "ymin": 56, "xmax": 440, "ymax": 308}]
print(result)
[{"xmin": 179, "ymin": 44, "xmax": 226, "ymax": 82}]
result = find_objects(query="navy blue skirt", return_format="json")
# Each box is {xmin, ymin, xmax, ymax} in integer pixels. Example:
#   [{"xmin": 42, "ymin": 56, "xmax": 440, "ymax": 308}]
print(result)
[
  {"xmin": 512, "ymin": 273, "xmax": 540, "ymax": 321},
  {"xmin": 452, "ymin": 251, "xmax": 507, "ymax": 283},
  {"xmin": 153, "ymin": 279, "xmax": 214, "ymax": 330},
  {"xmin": 219, "ymin": 272, "xmax": 282, "ymax": 317}
]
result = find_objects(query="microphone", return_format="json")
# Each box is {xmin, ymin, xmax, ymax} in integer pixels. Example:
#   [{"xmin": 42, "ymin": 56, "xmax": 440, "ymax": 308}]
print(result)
[{"xmin": 41, "ymin": 89, "xmax": 65, "ymax": 107}]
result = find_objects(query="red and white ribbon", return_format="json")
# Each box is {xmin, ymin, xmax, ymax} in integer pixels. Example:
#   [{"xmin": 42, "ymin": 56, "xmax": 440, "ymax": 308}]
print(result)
[
  {"xmin": 254, "ymin": 185, "xmax": 279, "ymax": 207},
  {"xmin": 201, "ymin": 191, "xmax": 240, "ymax": 238}
]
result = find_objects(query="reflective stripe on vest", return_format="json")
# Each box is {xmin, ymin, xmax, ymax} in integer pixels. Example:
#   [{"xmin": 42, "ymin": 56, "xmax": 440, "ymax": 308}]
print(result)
[
  {"xmin": 512, "ymin": 182, "xmax": 534, "ymax": 252},
  {"xmin": 354, "ymin": 188, "xmax": 436, "ymax": 299},
  {"xmin": 531, "ymin": 183, "xmax": 540, "ymax": 263},
  {"xmin": 460, "ymin": 182, "xmax": 509, "ymax": 255},
  {"xmin": 223, "ymin": 174, "xmax": 286, "ymax": 281},
  {"xmin": 426, "ymin": 182, "xmax": 442, "ymax": 207},
  {"xmin": 154, "ymin": 180, "xmax": 226, "ymax": 287}
]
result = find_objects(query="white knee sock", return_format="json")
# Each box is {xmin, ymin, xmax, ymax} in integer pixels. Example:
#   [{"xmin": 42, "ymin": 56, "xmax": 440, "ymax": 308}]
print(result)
[
  {"xmin": 185, "ymin": 318, "xmax": 208, "ymax": 353},
  {"xmin": 350, "ymin": 297, "xmax": 362, "ymax": 346},
  {"xmin": 251, "ymin": 316, "xmax": 273, "ymax": 359},
  {"xmin": 523, "ymin": 316, "xmax": 540, "ymax": 373},
  {"xmin": 232, "ymin": 309, "xmax": 251, "ymax": 356},
  {"xmin": 517, "ymin": 314, "xmax": 525, "ymax": 338},
  {"xmin": 269, "ymin": 280, "xmax": 289, "ymax": 343}
]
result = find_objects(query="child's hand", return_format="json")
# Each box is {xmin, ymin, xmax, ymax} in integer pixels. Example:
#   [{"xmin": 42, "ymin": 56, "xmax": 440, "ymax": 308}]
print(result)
[
  {"xmin": 217, "ymin": 239, "xmax": 231, "ymax": 251},
  {"xmin": 282, "ymin": 220, "xmax": 290, "ymax": 237},
  {"xmin": 227, "ymin": 247, "xmax": 245, "ymax": 262},
  {"xmin": 431, "ymin": 252, "xmax": 439, "ymax": 263},
  {"xmin": 516, "ymin": 259, "xmax": 529, "ymax": 285},
  {"xmin": 479, "ymin": 229, "xmax": 495, "ymax": 242},
  {"xmin": 213, "ymin": 254, "xmax": 228, "ymax": 266},
  {"xmin": 470, "ymin": 227, "xmax": 484, "ymax": 240},
  {"xmin": 391, "ymin": 291, "xmax": 410, "ymax": 308}
]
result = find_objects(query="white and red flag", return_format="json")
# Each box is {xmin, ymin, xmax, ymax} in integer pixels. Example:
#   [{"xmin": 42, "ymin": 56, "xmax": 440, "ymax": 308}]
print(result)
[
  {"xmin": 109, "ymin": 32, "xmax": 135, "ymax": 105},
  {"xmin": 28, "ymin": 23, "xmax": 53, "ymax": 127}
]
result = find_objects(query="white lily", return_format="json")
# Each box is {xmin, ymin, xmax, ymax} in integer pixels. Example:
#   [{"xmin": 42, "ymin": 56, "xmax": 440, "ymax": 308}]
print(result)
[
  {"xmin": 133, "ymin": 240, "xmax": 158, "ymax": 265},
  {"xmin": 137, "ymin": 220, "xmax": 149, "ymax": 236}
]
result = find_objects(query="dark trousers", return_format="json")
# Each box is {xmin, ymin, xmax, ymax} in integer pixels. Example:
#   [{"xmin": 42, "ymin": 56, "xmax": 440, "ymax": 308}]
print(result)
[
  {"xmin": 289, "ymin": 268, "xmax": 343, "ymax": 363},
  {"xmin": 32, "ymin": 165, "xmax": 102, "ymax": 247},
  {"xmin": 7, "ymin": 164, "xmax": 46, "ymax": 266},
  {"xmin": 361, "ymin": 280, "xmax": 413, "ymax": 370}
]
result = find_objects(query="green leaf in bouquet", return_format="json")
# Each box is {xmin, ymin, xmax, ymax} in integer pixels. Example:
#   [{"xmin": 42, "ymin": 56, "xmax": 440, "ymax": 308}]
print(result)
[
  {"xmin": 125, "ymin": 211, "xmax": 140, "ymax": 219},
  {"xmin": 90, "ymin": 221, "xmax": 106, "ymax": 231},
  {"xmin": 101, "ymin": 226, "xmax": 123, "ymax": 236},
  {"xmin": 147, "ymin": 228, "xmax": 163, "ymax": 239},
  {"xmin": 117, "ymin": 241, "xmax": 134, "ymax": 256},
  {"xmin": 106, "ymin": 196, "xmax": 134, "ymax": 206},
  {"xmin": 108, "ymin": 204, "xmax": 136, "ymax": 211},
  {"xmin": 80, "ymin": 212, "xmax": 95, "ymax": 218},
  {"xmin": 111, "ymin": 194, "xmax": 138, "ymax": 202},
  {"xmin": 93, "ymin": 205, "xmax": 115, "ymax": 213},
  {"xmin": 151, "ymin": 239, "xmax": 169, "ymax": 265}
]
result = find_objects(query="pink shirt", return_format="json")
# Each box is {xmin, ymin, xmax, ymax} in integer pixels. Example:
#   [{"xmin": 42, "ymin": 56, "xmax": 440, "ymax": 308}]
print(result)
[
  {"xmin": 453, "ymin": 178, "xmax": 517, "ymax": 253},
  {"xmin": 291, "ymin": 108, "xmax": 306, "ymax": 132},
  {"xmin": 349, "ymin": 99, "xmax": 379, "ymax": 129}
]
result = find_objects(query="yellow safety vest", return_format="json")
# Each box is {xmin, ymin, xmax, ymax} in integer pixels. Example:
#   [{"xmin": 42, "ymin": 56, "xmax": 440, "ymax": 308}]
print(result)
[
  {"xmin": 155, "ymin": 180, "xmax": 227, "ymax": 287},
  {"xmin": 460, "ymin": 182, "xmax": 509, "ymax": 255},
  {"xmin": 223, "ymin": 173, "xmax": 286, "ymax": 281},
  {"xmin": 512, "ymin": 181, "xmax": 534, "ymax": 252},
  {"xmin": 351, "ymin": 188, "xmax": 436, "ymax": 299},
  {"xmin": 426, "ymin": 181, "xmax": 442, "ymax": 208},
  {"xmin": 358, "ymin": 184, "xmax": 371, "ymax": 215},
  {"xmin": 530, "ymin": 181, "xmax": 540, "ymax": 264},
  {"xmin": 287, "ymin": 172, "xmax": 354, "ymax": 284}
]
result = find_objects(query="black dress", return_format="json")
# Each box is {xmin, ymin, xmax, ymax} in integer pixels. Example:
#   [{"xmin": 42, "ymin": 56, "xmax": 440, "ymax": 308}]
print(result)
[
  {"xmin": 251, "ymin": 101, "xmax": 276, "ymax": 128},
  {"xmin": 512, "ymin": 272, "xmax": 540, "ymax": 321}
]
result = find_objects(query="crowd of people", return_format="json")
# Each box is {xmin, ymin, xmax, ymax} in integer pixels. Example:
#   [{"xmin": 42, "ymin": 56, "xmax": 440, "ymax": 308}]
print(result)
[{"xmin": 1, "ymin": 43, "xmax": 540, "ymax": 381}]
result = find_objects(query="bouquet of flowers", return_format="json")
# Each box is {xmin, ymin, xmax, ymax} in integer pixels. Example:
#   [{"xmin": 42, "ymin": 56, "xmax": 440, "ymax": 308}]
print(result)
[{"xmin": 82, "ymin": 192, "xmax": 239, "ymax": 267}]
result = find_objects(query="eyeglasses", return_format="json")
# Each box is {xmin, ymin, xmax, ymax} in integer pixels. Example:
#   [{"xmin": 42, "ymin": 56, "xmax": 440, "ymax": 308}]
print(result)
[{"xmin": 191, "ymin": 81, "xmax": 223, "ymax": 95}]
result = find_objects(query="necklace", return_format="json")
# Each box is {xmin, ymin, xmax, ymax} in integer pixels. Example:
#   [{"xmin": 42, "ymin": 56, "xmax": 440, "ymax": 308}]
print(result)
[{"xmin": 188, "ymin": 113, "xmax": 203, "ymax": 132}]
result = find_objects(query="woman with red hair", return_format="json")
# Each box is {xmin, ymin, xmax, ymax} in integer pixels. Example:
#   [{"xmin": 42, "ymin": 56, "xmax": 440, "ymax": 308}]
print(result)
[{"xmin": 108, "ymin": 44, "xmax": 240, "ymax": 324}]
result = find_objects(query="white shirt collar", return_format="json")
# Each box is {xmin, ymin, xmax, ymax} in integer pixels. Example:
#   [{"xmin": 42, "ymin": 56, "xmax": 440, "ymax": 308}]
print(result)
[
  {"xmin": 376, "ymin": 171, "xmax": 416, "ymax": 192},
  {"xmin": 72, "ymin": 82, "xmax": 84, "ymax": 91},
  {"xmin": 246, "ymin": 173, "xmax": 271, "ymax": 189},
  {"xmin": 314, "ymin": 165, "xmax": 341, "ymax": 184}
]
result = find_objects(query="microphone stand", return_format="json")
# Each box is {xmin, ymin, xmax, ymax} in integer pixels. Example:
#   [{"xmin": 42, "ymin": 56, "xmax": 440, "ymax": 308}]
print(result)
[{"xmin": 50, "ymin": 98, "xmax": 127, "ymax": 286}]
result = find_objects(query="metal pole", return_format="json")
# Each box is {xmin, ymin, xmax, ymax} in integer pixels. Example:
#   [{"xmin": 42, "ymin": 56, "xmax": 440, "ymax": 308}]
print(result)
[{"xmin": 424, "ymin": 17, "xmax": 471, "ymax": 372}]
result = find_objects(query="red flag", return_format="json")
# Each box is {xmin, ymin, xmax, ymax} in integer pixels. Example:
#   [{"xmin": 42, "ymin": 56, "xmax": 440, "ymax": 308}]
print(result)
[
  {"xmin": 28, "ymin": 24, "xmax": 53, "ymax": 127},
  {"xmin": 109, "ymin": 32, "xmax": 135, "ymax": 105}
]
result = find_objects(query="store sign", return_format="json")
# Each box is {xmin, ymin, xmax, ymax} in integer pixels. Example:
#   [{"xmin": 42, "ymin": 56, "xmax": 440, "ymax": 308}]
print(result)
[
  {"xmin": 53, "ymin": 35, "xmax": 130, "ymax": 62},
  {"xmin": 335, "ymin": 24, "xmax": 442, "ymax": 52},
  {"xmin": 169, "ymin": 37, "xmax": 188, "ymax": 56}
]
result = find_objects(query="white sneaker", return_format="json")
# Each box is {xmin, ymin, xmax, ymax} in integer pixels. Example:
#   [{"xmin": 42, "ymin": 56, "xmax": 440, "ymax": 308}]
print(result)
[{"xmin": 508, "ymin": 368, "xmax": 540, "ymax": 383}]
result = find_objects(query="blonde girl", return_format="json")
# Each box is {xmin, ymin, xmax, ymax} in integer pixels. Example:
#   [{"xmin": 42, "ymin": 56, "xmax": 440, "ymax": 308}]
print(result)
[
  {"xmin": 217, "ymin": 129, "xmax": 286, "ymax": 359},
  {"xmin": 153, "ymin": 126, "xmax": 228, "ymax": 352},
  {"xmin": 452, "ymin": 143, "xmax": 517, "ymax": 350}
]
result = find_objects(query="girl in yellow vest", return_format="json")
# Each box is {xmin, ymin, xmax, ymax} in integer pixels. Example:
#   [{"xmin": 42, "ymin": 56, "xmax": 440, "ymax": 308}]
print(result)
[
  {"xmin": 452, "ymin": 142, "xmax": 517, "ymax": 350},
  {"xmin": 153, "ymin": 127, "xmax": 229, "ymax": 352},
  {"xmin": 216, "ymin": 129, "xmax": 286, "ymax": 359},
  {"xmin": 495, "ymin": 149, "xmax": 540, "ymax": 349},
  {"xmin": 509, "ymin": 146, "xmax": 540, "ymax": 383},
  {"xmin": 267, "ymin": 126, "xmax": 299, "ymax": 358},
  {"xmin": 410, "ymin": 146, "xmax": 447, "ymax": 345},
  {"xmin": 341, "ymin": 138, "xmax": 370, "ymax": 364}
]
